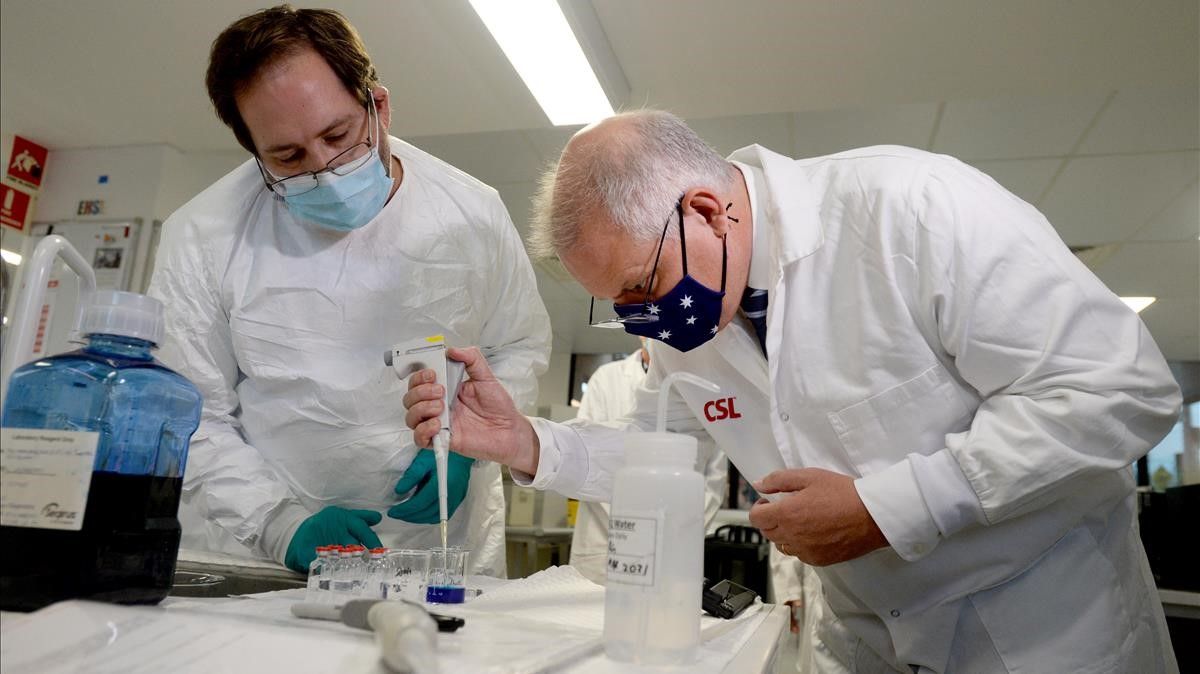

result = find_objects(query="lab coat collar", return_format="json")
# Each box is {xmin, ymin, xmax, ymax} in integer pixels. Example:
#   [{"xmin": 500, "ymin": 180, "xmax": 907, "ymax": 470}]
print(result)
[
  {"xmin": 726, "ymin": 145, "xmax": 825, "ymax": 269},
  {"xmin": 730, "ymin": 161, "xmax": 774, "ymax": 292},
  {"xmin": 707, "ymin": 312, "xmax": 771, "ymax": 397}
]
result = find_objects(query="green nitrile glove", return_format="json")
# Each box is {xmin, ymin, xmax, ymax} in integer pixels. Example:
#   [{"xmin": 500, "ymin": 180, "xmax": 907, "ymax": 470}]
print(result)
[
  {"xmin": 387, "ymin": 449, "xmax": 474, "ymax": 524},
  {"xmin": 284, "ymin": 506, "xmax": 383, "ymax": 572}
]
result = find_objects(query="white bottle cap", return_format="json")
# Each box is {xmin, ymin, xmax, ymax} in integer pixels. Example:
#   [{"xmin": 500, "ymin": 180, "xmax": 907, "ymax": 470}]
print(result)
[
  {"xmin": 80, "ymin": 289, "xmax": 165, "ymax": 345},
  {"xmin": 623, "ymin": 432, "xmax": 698, "ymax": 469}
]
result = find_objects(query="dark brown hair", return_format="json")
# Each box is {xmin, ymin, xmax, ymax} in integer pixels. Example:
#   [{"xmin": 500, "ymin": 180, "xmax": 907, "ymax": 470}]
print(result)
[{"xmin": 206, "ymin": 4, "xmax": 379, "ymax": 154}]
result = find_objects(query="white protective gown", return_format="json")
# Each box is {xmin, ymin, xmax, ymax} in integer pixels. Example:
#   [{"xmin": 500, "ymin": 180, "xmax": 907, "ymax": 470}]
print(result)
[
  {"xmin": 520, "ymin": 145, "xmax": 1181, "ymax": 672},
  {"xmin": 149, "ymin": 138, "xmax": 551, "ymax": 576},
  {"xmin": 570, "ymin": 351, "xmax": 728, "ymax": 584}
]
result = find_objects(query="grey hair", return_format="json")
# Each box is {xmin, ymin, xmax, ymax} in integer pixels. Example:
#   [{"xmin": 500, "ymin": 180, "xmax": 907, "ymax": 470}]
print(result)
[{"xmin": 528, "ymin": 109, "xmax": 737, "ymax": 259}]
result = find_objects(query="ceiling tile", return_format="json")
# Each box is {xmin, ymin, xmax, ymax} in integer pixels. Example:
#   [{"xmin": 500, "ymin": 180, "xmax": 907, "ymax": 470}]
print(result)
[
  {"xmin": 597, "ymin": 2, "xmax": 1198, "ymax": 121},
  {"xmin": 1153, "ymin": 334, "xmax": 1200, "ymax": 362},
  {"xmin": 405, "ymin": 130, "xmax": 543, "ymax": 185},
  {"xmin": 494, "ymin": 181, "xmax": 538, "ymax": 239},
  {"xmin": 1078, "ymin": 86, "xmax": 1200, "ymax": 155},
  {"xmin": 523, "ymin": 127, "xmax": 582, "ymax": 165},
  {"xmin": 1090, "ymin": 242, "xmax": 1199, "ymax": 298},
  {"xmin": 933, "ymin": 94, "xmax": 1109, "ymax": 160},
  {"xmin": 791, "ymin": 103, "xmax": 939, "ymax": 157},
  {"xmin": 1092, "ymin": 243, "xmax": 1199, "ymax": 362},
  {"xmin": 1132, "ymin": 181, "xmax": 1200, "ymax": 242},
  {"xmin": 1039, "ymin": 152, "xmax": 1200, "ymax": 246},
  {"xmin": 1137, "ymin": 296, "xmax": 1199, "ymax": 361},
  {"xmin": 687, "ymin": 113, "xmax": 793, "ymax": 157},
  {"xmin": 970, "ymin": 159, "xmax": 1061, "ymax": 205}
]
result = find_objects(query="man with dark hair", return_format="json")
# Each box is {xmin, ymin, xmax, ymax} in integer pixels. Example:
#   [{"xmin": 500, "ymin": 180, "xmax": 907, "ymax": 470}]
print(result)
[{"xmin": 149, "ymin": 5, "xmax": 550, "ymax": 575}]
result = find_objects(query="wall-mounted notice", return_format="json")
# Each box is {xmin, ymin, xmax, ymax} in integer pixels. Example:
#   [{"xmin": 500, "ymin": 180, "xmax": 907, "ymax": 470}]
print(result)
[
  {"xmin": 5, "ymin": 135, "xmax": 48, "ymax": 191},
  {"xmin": 0, "ymin": 183, "xmax": 34, "ymax": 232}
]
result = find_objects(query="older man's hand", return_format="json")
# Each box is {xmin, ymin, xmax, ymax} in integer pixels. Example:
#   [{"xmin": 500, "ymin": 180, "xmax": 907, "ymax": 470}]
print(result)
[
  {"xmin": 402, "ymin": 346, "xmax": 540, "ymax": 476},
  {"xmin": 748, "ymin": 468, "xmax": 889, "ymax": 566}
]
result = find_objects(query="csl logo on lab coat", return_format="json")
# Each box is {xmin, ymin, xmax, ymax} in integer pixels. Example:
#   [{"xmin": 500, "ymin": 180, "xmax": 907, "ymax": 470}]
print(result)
[{"xmin": 703, "ymin": 397, "xmax": 742, "ymax": 422}]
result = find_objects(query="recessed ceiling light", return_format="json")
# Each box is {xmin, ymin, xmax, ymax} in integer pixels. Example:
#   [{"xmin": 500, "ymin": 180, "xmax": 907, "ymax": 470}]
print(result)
[
  {"xmin": 469, "ymin": 0, "xmax": 615, "ymax": 126},
  {"xmin": 1119, "ymin": 297, "xmax": 1156, "ymax": 313}
]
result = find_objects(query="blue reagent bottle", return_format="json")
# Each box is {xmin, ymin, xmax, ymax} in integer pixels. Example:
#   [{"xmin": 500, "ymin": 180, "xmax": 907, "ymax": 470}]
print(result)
[{"xmin": 1, "ymin": 290, "xmax": 202, "ymax": 611}]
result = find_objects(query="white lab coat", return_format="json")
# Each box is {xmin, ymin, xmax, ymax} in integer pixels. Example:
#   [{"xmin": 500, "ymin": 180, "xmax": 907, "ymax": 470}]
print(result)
[
  {"xmin": 149, "ymin": 138, "xmax": 551, "ymax": 576},
  {"xmin": 570, "ymin": 351, "xmax": 728, "ymax": 585},
  {"xmin": 770, "ymin": 545, "xmax": 848, "ymax": 673},
  {"xmin": 522, "ymin": 145, "xmax": 1181, "ymax": 672}
]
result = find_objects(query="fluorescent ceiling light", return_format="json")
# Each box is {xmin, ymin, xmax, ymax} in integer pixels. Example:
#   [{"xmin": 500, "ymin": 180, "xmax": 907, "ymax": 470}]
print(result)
[
  {"xmin": 0, "ymin": 248, "xmax": 22, "ymax": 266},
  {"xmin": 470, "ymin": 0, "xmax": 614, "ymax": 126},
  {"xmin": 1120, "ymin": 296, "xmax": 1156, "ymax": 313}
]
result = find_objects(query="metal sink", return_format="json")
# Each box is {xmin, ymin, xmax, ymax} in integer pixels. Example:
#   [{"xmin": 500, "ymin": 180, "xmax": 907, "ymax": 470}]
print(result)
[{"xmin": 170, "ymin": 550, "xmax": 306, "ymax": 598}]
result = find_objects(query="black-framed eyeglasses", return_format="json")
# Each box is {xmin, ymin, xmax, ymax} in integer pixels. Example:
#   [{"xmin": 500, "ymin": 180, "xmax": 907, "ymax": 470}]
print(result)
[
  {"xmin": 588, "ymin": 197, "xmax": 683, "ymax": 328},
  {"xmin": 256, "ymin": 93, "xmax": 378, "ymax": 197}
]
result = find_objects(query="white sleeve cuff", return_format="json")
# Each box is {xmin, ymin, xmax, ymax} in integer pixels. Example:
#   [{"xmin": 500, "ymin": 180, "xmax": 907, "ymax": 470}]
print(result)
[
  {"xmin": 260, "ymin": 501, "xmax": 311, "ymax": 566},
  {"xmin": 909, "ymin": 449, "xmax": 986, "ymax": 537},
  {"xmin": 514, "ymin": 417, "xmax": 590, "ymax": 498},
  {"xmin": 854, "ymin": 458, "xmax": 941, "ymax": 562}
]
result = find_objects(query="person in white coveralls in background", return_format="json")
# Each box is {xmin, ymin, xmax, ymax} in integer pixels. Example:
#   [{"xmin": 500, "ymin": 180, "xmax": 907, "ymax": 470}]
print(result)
[{"xmin": 570, "ymin": 338, "xmax": 728, "ymax": 585}]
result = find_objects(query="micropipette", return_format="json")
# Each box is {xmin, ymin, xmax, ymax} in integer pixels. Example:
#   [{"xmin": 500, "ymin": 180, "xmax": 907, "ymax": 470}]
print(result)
[{"xmin": 385, "ymin": 336, "xmax": 465, "ymax": 551}]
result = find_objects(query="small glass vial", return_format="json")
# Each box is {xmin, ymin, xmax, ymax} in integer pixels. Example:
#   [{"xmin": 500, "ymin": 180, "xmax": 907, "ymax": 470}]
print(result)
[
  {"xmin": 306, "ymin": 546, "xmax": 330, "ymax": 602},
  {"xmin": 330, "ymin": 546, "xmax": 357, "ymax": 599},
  {"xmin": 362, "ymin": 547, "xmax": 389, "ymax": 599}
]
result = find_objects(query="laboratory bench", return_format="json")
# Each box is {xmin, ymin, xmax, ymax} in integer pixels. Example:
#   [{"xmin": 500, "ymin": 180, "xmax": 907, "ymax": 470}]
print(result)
[{"xmin": 1, "ymin": 563, "xmax": 789, "ymax": 674}]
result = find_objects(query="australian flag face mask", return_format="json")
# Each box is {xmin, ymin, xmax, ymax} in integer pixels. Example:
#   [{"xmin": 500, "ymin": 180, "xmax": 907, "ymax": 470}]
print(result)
[{"xmin": 613, "ymin": 200, "xmax": 729, "ymax": 353}]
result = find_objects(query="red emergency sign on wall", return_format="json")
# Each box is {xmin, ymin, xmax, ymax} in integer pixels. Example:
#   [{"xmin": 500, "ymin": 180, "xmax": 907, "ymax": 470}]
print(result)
[
  {"xmin": 6, "ymin": 135, "xmax": 48, "ymax": 191},
  {"xmin": 0, "ymin": 183, "xmax": 34, "ymax": 232}
]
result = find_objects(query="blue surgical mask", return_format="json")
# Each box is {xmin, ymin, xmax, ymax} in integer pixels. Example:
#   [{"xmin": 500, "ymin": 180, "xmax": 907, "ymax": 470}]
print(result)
[
  {"xmin": 614, "ymin": 204, "xmax": 728, "ymax": 353},
  {"xmin": 282, "ymin": 147, "xmax": 392, "ymax": 231}
]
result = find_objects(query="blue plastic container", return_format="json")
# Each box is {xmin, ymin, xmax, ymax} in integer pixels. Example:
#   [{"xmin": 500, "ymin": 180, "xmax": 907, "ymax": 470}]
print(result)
[{"xmin": 0, "ymin": 290, "xmax": 202, "ymax": 611}]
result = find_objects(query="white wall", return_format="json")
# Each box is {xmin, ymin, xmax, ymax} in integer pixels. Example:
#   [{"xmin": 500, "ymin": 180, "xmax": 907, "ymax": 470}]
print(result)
[
  {"xmin": 154, "ymin": 148, "xmax": 248, "ymax": 221},
  {"xmin": 36, "ymin": 144, "xmax": 167, "ymax": 224},
  {"xmin": 535, "ymin": 343, "xmax": 572, "ymax": 410},
  {"xmin": 35, "ymin": 143, "xmax": 245, "ymax": 225},
  {"xmin": 7, "ymin": 142, "xmax": 244, "ymax": 288}
]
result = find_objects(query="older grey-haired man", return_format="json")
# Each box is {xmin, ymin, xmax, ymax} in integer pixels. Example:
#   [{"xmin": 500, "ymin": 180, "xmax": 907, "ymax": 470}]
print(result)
[{"xmin": 404, "ymin": 110, "xmax": 1181, "ymax": 673}]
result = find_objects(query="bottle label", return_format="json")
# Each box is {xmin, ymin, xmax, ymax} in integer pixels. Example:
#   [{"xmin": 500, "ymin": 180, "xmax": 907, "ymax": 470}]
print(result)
[
  {"xmin": 607, "ymin": 509, "xmax": 663, "ymax": 587},
  {"xmin": 0, "ymin": 429, "xmax": 99, "ymax": 531}
]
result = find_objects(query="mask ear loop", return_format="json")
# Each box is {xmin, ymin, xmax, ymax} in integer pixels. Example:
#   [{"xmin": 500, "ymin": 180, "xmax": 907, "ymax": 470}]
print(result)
[
  {"xmin": 720, "ymin": 202, "xmax": 733, "ymax": 292},
  {"xmin": 366, "ymin": 90, "xmax": 393, "ymax": 180},
  {"xmin": 719, "ymin": 233, "xmax": 728, "ymax": 293},
  {"xmin": 677, "ymin": 198, "xmax": 688, "ymax": 278}
]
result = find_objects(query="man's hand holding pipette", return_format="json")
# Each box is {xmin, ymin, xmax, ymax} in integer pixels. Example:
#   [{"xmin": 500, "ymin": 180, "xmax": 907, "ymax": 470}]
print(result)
[{"xmin": 403, "ymin": 347, "xmax": 540, "ymax": 476}]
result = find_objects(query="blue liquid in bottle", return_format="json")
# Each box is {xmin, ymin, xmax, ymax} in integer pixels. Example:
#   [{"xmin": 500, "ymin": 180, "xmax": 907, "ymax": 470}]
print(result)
[{"xmin": 1, "ymin": 292, "xmax": 202, "ymax": 612}]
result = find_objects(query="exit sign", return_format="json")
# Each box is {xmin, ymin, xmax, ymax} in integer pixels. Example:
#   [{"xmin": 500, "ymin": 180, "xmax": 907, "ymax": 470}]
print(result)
[{"xmin": 77, "ymin": 199, "xmax": 104, "ymax": 216}]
